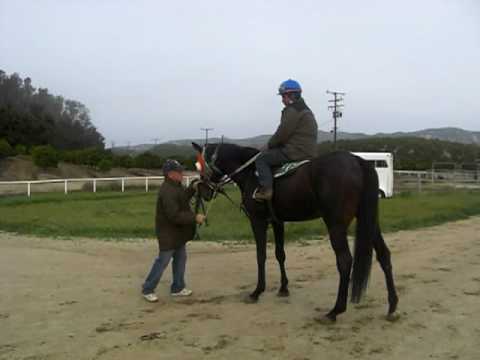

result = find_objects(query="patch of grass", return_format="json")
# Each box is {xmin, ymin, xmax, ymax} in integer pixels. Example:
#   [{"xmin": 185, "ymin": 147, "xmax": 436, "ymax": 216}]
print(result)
[
  {"xmin": 0, "ymin": 189, "xmax": 479, "ymax": 241},
  {"xmin": 380, "ymin": 191, "xmax": 480, "ymax": 232},
  {"xmin": 0, "ymin": 191, "xmax": 157, "ymax": 239}
]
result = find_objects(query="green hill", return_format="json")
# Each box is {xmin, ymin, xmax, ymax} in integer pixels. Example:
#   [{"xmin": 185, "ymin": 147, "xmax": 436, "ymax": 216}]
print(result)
[
  {"xmin": 129, "ymin": 136, "xmax": 480, "ymax": 171},
  {"xmin": 319, "ymin": 137, "xmax": 480, "ymax": 170}
]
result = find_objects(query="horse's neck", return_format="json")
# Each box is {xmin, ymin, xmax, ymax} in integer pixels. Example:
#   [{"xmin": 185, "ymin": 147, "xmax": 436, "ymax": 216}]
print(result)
[
  {"xmin": 232, "ymin": 164, "xmax": 258, "ymax": 196},
  {"xmin": 221, "ymin": 145, "xmax": 259, "ymax": 192}
]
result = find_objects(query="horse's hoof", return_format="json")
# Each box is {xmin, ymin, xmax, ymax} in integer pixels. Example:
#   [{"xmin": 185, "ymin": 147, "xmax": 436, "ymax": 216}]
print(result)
[
  {"xmin": 244, "ymin": 294, "xmax": 259, "ymax": 304},
  {"xmin": 388, "ymin": 298, "xmax": 399, "ymax": 314},
  {"xmin": 386, "ymin": 311, "xmax": 400, "ymax": 322},
  {"xmin": 277, "ymin": 289, "xmax": 290, "ymax": 297},
  {"xmin": 314, "ymin": 314, "xmax": 336, "ymax": 325}
]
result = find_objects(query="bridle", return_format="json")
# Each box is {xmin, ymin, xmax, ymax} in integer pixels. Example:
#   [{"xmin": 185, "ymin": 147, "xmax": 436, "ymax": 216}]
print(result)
[
  {"xmin": 197, "ymin": 143, "xmax": 260, "ymax": 218},
  {"xmin": 199, "ymin": 143, "xmax": 260, "ymax": 192}
]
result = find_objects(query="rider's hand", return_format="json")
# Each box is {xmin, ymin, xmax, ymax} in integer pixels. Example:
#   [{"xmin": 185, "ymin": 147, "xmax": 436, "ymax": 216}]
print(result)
[{"xmin": 195, "ymin": 214, "xmax": 206, "ymax": 225}]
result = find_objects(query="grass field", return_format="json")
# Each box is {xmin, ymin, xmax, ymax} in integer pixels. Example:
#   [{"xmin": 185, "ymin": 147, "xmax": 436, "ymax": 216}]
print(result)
[{"xmin": 0, "ymin": 189, "xmax": 479, "ymax": 241}]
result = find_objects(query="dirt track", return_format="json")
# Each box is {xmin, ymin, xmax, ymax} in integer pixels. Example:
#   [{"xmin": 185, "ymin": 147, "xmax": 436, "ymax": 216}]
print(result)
[{"xmin": 1, "ymin": 218, "xmax": 480, "ymax": 360}]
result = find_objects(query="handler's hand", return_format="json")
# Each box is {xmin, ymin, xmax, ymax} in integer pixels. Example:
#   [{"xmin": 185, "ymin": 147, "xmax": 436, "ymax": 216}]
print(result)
[
  {"xmin": 195, "ymin": 214, "xmax": 206, "ymax": 225},
  {"xmin": 190, "ymin": 178, "xmax": 201, "ymax": 191}
]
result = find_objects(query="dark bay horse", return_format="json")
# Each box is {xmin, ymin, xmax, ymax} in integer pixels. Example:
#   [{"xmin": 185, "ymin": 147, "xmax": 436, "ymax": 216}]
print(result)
[{"xmin": 192, "ymin": 142, "xmax": 398, "ymax": 322}]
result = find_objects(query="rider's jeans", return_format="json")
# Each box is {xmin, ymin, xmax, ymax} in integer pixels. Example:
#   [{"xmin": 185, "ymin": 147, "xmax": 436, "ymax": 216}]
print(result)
[{"xmin": 255, "ymin": 148, "xmax": 289, "ymax": 189}]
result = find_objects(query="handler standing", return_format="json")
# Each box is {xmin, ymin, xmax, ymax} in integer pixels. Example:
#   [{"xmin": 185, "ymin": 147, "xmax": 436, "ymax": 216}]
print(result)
[{"xmin": 142, "ymin": 159, "xmax": 205, "ymax": 302}]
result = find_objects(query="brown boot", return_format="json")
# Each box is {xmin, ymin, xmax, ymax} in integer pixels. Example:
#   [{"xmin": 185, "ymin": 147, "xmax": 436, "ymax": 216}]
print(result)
[{"xmin": 254, "ymin": 187, "xmax": 273, "ymax": 201}]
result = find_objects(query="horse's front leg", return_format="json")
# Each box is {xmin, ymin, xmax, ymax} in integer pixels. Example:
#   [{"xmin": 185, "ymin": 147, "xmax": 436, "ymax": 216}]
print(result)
[
  {"xmin": 272, "ymin": 221, "xmax": 289, "ymax": 297},
  {"xmin": 248, "ymin": 219, "xmax": 268, "ymax": 302}
]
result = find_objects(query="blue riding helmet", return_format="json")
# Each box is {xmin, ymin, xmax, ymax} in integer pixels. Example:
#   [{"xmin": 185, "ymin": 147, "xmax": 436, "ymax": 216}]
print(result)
[
  {"xmin": 278, "ymin": 79, "xmax": 302, "ymax": 95},
  {"xmin": 162, "ymin": 159, "xmax": 184, "ymax": 175}
]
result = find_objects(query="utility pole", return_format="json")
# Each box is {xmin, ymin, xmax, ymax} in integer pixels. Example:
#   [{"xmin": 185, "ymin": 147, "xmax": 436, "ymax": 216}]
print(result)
[
  {"xmin": 327, "ymin": 90, "xmax": 346, "ymax": 149},
  {"xmin": 151, "ymin": 138, "xmax": 161, "ymax": 146},
  {"xmin": 200, "ymin": 128, "xmax": 214, "ymax": 145}
]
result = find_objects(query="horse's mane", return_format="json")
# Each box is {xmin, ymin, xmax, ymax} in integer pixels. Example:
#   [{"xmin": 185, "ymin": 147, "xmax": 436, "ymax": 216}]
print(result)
[{"xmin": 207, "ymin": 142, "xmax": 259, "ymax": 162}]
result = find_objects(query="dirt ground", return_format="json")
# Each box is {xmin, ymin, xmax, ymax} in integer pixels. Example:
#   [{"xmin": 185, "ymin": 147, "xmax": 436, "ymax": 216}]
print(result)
[{"xmin": 1, "ymin": 218, "xmax": 480, "ymax": 360}]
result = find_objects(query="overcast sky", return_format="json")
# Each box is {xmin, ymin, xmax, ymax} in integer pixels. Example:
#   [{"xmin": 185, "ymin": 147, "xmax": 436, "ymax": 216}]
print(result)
[{"xmin": 1, "ymin": 0, "xmax": 479, "ymax": 146}]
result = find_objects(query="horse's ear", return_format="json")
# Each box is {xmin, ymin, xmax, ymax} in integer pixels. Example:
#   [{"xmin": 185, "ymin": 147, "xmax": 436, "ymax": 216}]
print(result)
[{"xmin": 192, "ymin": 142, "xmax": 203, "ymax": 153}]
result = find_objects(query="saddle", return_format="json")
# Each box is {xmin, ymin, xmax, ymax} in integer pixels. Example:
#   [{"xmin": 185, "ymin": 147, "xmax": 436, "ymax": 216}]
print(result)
[
  {"xmin": 254, "ymin": 160, "xmax": 310, "ymax": 181},
  {"xmin": 272, "ymin": 160, "xmax": 310, "ymax": 178},
  {"xmin": 253, "ymin": 159, "xmax": 311, "ymax": 203}
]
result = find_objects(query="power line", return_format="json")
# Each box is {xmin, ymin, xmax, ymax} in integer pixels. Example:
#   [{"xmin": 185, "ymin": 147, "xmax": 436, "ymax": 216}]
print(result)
[
  {"xmin": 200, "ymin": 128, "xmax": 214, "ymax": 145},
  {"xmin": 326, "ymin": 90, "xmax": 346, "ymax": 149},
  {"xmin": 317, "ymin": 119, "xmax": 334, "ymax": 128}
]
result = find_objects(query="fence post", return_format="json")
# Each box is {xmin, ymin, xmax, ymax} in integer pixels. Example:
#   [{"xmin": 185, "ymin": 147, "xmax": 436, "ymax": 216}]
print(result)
[
  {"xmin": 121, "ymin": 178, "xmax": 125, "ymax": 192},
  {"xmin": 417, "ymin": 173, "xmax": 422, "ymax": 192},
  {"xmin": 27, "ymin": 182, "xmax": 31, "ymax": 197},
  {"xmin": 64, "ymin": 180, "xmax": 68, "ymax": 194},
  {"xmin": 93, "ymin": 179, "xmax": 97, "ymax": 193},
  {"xmin": 145, "ymin": 177, "xmax": 149, "ymax": 192}
]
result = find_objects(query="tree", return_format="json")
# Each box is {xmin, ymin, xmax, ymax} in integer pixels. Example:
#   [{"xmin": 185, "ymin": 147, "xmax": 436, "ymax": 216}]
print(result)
[
  {"xmin": 0, "ymin": 69, "xmax": 105, "ymax": 150},
  {"xmin": 0, "ymin": 138, "xmax": 13, "ymax": 159}
]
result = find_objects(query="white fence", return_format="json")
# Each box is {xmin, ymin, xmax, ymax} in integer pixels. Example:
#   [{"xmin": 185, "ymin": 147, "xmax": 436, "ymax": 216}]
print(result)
[
  {"xmin": 394, "ymin": 170, "xmax": 480, "ymax": 192},
  {"xmin": 0, "ymin": 175, "xmax": 199, "ymax": 197},
  {"xmin": 2, "ymin": 170, "xmax": 478, "ymax": 197}
]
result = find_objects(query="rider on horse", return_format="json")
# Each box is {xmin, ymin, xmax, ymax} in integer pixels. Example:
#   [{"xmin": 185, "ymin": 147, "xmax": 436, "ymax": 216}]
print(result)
[{"xmin": 254, "ymin": 79, "xmax": 318, "ymax": 201}]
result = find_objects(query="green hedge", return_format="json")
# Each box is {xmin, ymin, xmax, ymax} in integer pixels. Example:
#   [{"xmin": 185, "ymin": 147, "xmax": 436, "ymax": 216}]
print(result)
[{"xmin": 32, "ymin": 145, "xmax": 59, "ymax": 168}]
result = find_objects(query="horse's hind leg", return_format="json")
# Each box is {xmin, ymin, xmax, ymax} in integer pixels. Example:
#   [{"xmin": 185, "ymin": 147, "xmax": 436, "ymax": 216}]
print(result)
[
  {"xmin": 373, "ymin": 225, "xmax": 399, "ymax": 317},
  {"xmin": 248, "ymin": 219, "xmax": 268, "ymax": 302},
  {"xmin": 272, "ymin": 221, "xmax": 289, "ymax": 297},
  {"xmin": 324, "ymin": 224, "xmax": 352, "ymax": 322}
]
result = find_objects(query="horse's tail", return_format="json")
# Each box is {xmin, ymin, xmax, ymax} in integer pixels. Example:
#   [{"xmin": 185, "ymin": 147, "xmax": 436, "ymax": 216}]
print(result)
[{"xmin": 351, "ymin": 157, "xmax": 379, "ymax": 303}]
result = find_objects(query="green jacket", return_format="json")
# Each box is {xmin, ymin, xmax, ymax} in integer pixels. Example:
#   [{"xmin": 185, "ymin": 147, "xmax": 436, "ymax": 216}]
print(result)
[
  {"xmin": 155, "ymin": 178, "xmax": 196, "ymax": 251},
  {"xmin": 268, "ymin": 98, "xmax": 318, "ymax": 160}
]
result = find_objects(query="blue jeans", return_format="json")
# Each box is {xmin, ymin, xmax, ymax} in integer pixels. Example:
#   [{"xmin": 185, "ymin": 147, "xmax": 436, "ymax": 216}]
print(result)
[
  {"xmin": 142, "ymin": 245, "xmax": 187, "ymax": 294},
  {"xmin": 255, "ymin": 148, "xmax": 290, "ymax": 189}
]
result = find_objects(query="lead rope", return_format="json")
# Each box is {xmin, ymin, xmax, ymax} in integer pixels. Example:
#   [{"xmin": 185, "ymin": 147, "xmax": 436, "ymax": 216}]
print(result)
[{"xmin": 194, "ymin": 188, "xmax": 218, "ymax": 240}]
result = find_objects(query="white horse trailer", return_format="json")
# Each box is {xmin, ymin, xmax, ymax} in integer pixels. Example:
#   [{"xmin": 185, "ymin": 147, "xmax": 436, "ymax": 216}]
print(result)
[{"xmin": 352, "ymin": 152, "xmax": 394, "ymax": 198}]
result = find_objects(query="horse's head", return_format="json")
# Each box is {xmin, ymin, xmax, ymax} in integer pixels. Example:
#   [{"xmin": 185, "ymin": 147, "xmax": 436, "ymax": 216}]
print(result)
[
  {"xmin": 192, "ymin": 142, "xmax": 226, "ymax": 185},
  {"xmin": 192, "ymin": 141, "xmax": 260, "ymax": 201},
  {"xmin": 195, "ymin": 180, "xmax": 216, "ymax": 202},
  {"xmin": 191, "ymin": 142, "xmax": 227, "ymax": 201}
]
